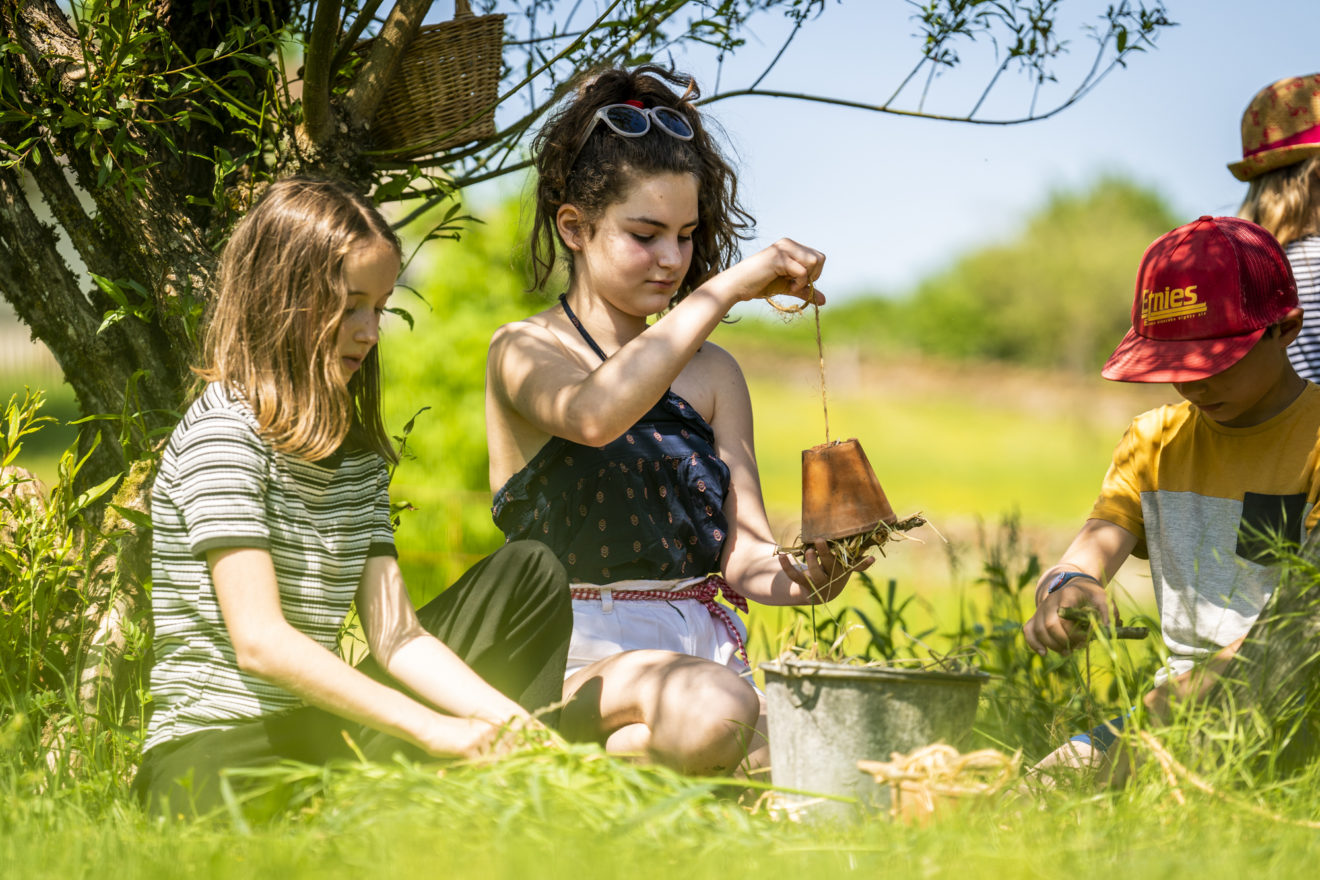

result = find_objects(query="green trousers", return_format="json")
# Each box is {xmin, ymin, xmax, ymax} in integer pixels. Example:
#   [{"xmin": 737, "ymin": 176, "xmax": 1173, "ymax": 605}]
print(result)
[{"xmin": 132, "ymin": 540, "xmax": 571, "ymax": 817}]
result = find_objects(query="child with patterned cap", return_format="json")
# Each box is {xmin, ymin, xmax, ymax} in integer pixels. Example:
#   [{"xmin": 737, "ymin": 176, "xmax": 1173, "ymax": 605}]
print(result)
[
  {"xmin": 1234, "ymin": 74, "xmax": 1320, "ymax": 381},
  {"xmin": 1023, "ymin": 215, "xmax": 1320, "ymax": 780}
]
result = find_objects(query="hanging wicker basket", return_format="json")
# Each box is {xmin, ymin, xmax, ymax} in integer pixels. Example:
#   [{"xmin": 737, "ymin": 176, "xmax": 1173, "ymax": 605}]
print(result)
[{"xmin": 366, "ymin": 0, "xmax": 505, "ymax": 158}]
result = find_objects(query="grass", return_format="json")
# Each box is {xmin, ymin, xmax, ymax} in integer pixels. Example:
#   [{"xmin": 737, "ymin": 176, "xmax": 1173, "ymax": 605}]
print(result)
[
  {"xmin": 4, "ymin": 744, "xmax": 1320, "ymax": 879},
  {"xmin": 7, "ymin": 349, "xmax": 1316, "ymax": 877}
]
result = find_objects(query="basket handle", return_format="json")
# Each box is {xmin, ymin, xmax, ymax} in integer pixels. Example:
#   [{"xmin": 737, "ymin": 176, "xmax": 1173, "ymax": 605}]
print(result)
[{"xmin": 455, "ymin": 0, "xmax": 474, "ymax": 19}]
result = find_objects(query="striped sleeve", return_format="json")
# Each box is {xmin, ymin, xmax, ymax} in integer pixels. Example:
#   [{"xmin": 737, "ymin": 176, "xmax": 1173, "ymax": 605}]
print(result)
[
  {"xmin": 368, "ymin": 459, "xmax": 397, "ymax": 558},
  {"xmin": 1286, "ymin": 237, "xmax": 1320, "ymax": 383},
  {"xmin": 173, "ymin": 409, "xmax": 272, "ymax": 555}
]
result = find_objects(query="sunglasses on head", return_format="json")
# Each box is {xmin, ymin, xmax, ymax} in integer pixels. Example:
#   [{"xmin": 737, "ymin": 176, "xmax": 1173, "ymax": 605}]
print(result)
[
  {"xmin": 592, "ymin": 100, "xmax": 695, "ymax": 141},
  {"xmin": 569, "ymin": 100, "xmax": 695, "ymax": 169}
]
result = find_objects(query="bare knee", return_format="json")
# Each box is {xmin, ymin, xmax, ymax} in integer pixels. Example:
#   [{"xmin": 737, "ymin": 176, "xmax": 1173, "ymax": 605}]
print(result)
[
  {"xmin": 562, "ymin": 651, "xmax": 762, "ymax": 775},
  {"xmin": 1028, "ymin": 740, "xmax": 1112, "ymax": 789},
  {"xmin": 648, "ymin": 663, "xmax": 760, "ymax": 775}
]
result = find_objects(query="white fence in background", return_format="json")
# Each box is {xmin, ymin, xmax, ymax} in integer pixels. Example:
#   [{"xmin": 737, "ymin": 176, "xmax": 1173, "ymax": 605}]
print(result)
[{"xmin": 0, "ymin": 324, "xmax": 62, "ymax": 381}]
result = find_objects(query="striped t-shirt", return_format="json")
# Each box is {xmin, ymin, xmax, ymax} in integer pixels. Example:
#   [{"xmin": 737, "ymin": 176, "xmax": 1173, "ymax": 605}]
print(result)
[
  {"xmin": 1090, "ymin": 384, "xmax": 1320, "ymax": 686},
  {"xmin": 1286, "ymin": 236, "xmax": 1320, "ymax": 382},
  {"xmin": 144, "ymin": 383, "xmax": 395, "ymax": 752}
]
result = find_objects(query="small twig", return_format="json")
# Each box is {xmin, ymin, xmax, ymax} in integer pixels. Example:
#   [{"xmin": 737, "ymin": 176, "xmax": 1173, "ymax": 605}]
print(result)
[
  {"xmin": 1059, "ymin": 607, "xmax": 1149, "ymax": 640},
  {"xmin": 750, "ymin": 16, "xmax": 805, "ymax": 90}
]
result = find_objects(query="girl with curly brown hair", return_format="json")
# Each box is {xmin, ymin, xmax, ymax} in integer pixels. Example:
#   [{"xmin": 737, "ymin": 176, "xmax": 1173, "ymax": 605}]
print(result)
[{"xmin": 485, "ymin": 67, "xmax": 873, "ymax": 776}]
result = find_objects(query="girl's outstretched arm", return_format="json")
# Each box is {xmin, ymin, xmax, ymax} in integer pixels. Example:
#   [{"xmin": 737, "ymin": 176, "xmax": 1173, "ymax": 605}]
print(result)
[
  {"xmin": 490, "ymin": 239, "xmax": 826, "ymax": 452},
  {"xmin": 209, "ymin": 548, "xmax": 517, "ymax": 758},
  {"xmin": 704, "ymin": 344, "xmax": 873, "ymax": 606},
  {"xmin": 354, "ymin": 555, "xmax": 529, "ymax": 725}
]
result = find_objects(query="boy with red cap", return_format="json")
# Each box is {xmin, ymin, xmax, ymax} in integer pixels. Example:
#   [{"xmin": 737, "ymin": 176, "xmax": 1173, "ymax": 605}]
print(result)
[{"xmin": 1023, "ymin": 215, "xmax": 1320, "ymax": 777}]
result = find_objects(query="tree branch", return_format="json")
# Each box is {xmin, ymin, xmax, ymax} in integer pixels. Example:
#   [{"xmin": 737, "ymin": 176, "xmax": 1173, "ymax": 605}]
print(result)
[
  {"xmin": 750, "ymin": 14, "xmax": 805, "ymax": 91},
  {"xmin": 301, "ymin": 0, "xmax": 343, "ymax": 148},
  {"xmin": 0, "ymin": 166, "xmax": 101, "ymax": 357},
  {"xmin": 4, "ymin": 0, "xmax": 85, "ymax": 99},
  {"xmin": 698, "ymin": 81, "xmax": 1091, "ymax": 126},
  {"xmin": 342, "ymin": 0, "xmax": 432, "ymax": 129},
  {"xmin": 26, "ymin": 143, "xmax": 116, "ymax": 280},
  {"xmin": 331, "ymin": 0, "xmax": 389, "ymax": 73}
]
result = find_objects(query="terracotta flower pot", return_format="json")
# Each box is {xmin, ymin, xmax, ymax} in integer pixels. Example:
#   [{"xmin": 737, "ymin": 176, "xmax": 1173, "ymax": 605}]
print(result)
[{"xmin": 800, "ymin": 438, "xmax": 896, "ymax": 542}]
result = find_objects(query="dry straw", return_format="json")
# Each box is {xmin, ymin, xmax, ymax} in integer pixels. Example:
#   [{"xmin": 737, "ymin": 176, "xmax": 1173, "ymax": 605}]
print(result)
[
  {"xmin": 858, "ymin": 743, "xmax": 1020, "ymax": 824},
  {"xmin": 780, "ymin": 513, "xmax": 928, "ymax": 567},
  {"xmin": 1135, "ymin": 730, "xmax": 1320, "ymax": 829},
  {"xmin": 364, "ymin": 0, "xmax": 505, "ymax": 158}
]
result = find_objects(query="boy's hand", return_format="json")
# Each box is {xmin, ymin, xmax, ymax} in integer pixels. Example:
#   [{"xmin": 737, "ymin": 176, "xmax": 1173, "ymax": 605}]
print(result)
[
  {"xmin": 1023, "ymin": 578, "xmax": 1111, "ymax": 657},
  {"xmin": 1024, "ymin": 520, "xmax": 1137, "ymax": 657}
]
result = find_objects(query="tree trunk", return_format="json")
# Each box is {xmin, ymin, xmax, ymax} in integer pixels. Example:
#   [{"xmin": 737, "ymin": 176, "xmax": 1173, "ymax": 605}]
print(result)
[
  {"xmin": 1, "ymin": 0, "xmax": 425, "ymax": 735},
  {"xmin": 76, "ymin": 459, "xmax": 156, "ymax": 718}
]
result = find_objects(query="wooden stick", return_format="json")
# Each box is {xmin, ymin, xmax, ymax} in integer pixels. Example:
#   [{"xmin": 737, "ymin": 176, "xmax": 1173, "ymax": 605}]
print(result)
[{"xmin": 1059, "ymin": 607, "xmax": 1149, "ymax": 640}]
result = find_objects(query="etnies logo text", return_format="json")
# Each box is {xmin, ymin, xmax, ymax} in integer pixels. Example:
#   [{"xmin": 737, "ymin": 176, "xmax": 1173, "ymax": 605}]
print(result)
[{"xmin": 1141, "ymin": 284, "xmax": 1207, "ymax": 325}]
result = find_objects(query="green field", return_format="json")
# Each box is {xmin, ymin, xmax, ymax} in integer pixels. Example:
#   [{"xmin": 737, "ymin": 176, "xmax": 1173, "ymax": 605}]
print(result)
[{"xmin": 720, "ymin": 329, "xmax": 1172, "ymax": 625}]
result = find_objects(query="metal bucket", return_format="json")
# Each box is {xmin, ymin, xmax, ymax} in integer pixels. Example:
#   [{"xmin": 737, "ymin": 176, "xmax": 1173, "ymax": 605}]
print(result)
[{"xmin": 761, "ymin": 658, "xmax": 988, "ymax": 822}]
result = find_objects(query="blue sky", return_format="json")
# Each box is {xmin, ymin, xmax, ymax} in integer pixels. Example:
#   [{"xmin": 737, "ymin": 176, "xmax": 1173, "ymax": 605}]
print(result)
[{"xmin": 468, "ymin": 1, "xmax": 1320, "ymax": 299}]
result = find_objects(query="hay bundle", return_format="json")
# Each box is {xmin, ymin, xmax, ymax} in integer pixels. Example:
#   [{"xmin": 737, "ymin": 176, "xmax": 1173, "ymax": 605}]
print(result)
[{"xmin": 858, "ymin": 743, "xmax": 1019, "ymax": 824}]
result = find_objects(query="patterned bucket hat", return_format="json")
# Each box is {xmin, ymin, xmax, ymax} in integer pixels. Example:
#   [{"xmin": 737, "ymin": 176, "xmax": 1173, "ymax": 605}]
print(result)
[{"xmin": 1229, "ymin": 73, "xmax": 1320, "ymax": 181}]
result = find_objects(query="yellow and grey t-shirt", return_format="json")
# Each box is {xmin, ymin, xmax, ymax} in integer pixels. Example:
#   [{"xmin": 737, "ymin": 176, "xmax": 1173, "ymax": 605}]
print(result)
[
  {"xmin": 1091, "ymin": 383, "xmax": 1320, "ymax": 685},
  {"xmin": 143, "ymin": 383, "xmax": 395, "ymax": 752}
]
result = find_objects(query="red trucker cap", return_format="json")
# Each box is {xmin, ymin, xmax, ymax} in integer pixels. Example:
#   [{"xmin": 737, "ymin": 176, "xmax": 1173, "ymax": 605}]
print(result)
[{"xmin": 1101, "ymin": 216, "xmax": 1298, "ymax": 383}]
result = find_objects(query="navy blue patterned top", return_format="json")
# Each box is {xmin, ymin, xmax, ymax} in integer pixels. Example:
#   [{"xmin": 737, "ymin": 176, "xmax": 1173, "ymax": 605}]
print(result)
[{"xmin": 492, "ymin": 296, "xmax": 732, "ymax": 583}]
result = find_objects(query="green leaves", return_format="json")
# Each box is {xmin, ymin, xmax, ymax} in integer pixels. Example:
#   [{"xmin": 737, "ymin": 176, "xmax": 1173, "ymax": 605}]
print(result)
[
  {"xmin": 0, "ymin": 392, "xmax": 114, "ymax": 711},
  {"xmin": 2, "ymin": 4, "xmax": 289, "ymax": 198},
  {"xmin": 90, "ymin": 274, "xmax": 153, "ymax": 334},
  {"xmin": 2, "ymin": 390, "xmax": 57, "ymax": 469},
  {"xmin": 69, "ymin": 473, "xmax": 120, "ymax": 518}
]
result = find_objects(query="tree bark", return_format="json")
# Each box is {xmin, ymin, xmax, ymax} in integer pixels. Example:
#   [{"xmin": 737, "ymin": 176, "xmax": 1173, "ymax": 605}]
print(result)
[
  {"xmin": 77, "ymin": 460, "xmax": 155, "ymax": 718},
  {"xmin": 342, "ymin": 0, "xmax": 432, "ymax": 128}
]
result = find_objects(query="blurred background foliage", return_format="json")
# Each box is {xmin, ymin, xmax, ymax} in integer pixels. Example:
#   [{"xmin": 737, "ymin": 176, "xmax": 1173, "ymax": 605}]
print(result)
[
  {"xmin": 380, "ymin": 195, "xmax": 546, "ymax": 596},
  {"xmin": 719, "ymin": 175, "xmax": 1181, "ymax": 372}
]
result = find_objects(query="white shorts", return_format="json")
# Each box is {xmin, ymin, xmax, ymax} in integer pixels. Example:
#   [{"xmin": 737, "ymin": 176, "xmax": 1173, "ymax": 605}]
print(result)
[{"xmin": 565, "ymin": 578, "xmax": 751, "ymax": 680}]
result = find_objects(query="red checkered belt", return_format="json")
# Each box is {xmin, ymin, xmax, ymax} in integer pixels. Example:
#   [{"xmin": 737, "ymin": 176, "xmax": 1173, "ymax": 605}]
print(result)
[{"xmin": 569, "ymin": 574, "xmax": 749, "ymax": 665}]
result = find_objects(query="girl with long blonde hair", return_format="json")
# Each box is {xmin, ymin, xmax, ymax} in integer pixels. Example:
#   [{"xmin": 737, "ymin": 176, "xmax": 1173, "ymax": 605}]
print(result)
[{"xmin": 134, "ymin": 176, "xmax": 571, "ymax": 815}]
